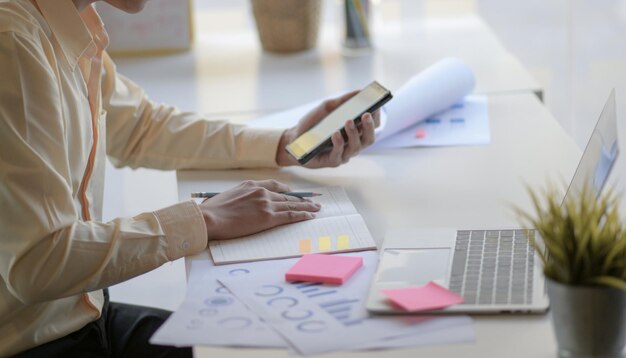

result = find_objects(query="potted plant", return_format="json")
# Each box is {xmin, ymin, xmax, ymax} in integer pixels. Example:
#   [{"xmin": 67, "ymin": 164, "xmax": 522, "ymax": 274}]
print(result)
[{"xmin": 517, "ymin": 182, "xmax": 626, "ymax": 358}]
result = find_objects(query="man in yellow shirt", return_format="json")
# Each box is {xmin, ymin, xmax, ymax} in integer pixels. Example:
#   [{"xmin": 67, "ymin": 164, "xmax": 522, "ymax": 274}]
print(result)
[{"xmin": 0, "ymin": 0, "xmax": 379, "ymax": 356}]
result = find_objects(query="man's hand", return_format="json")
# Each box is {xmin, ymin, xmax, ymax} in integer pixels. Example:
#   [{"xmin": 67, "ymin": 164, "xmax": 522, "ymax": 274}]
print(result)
[
  {"xmin": 275, "ymin": 91, "xmax": 381, "ymax": 168},
  {"xmin": 199, "ymin": 180, "xmax": 321, "ymax": 241}
]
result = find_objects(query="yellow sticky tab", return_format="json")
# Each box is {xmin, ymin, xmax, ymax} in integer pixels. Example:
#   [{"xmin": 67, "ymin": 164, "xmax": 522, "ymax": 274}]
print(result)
[
  {"xmin": 337, "ymin": 235, "xmax": 350, "ymax": 250},
  {"xmin": 299, "ymin": 239, "xmax": 312, "ymax": 254},
  {"xmin": 318, "ymin": 236, "xmax": 331, "ymax": 251}
]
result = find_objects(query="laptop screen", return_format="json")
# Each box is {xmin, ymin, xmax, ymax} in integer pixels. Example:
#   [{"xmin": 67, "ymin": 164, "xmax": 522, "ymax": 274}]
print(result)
[{"xmin": 563, "ymin": 90, "xmax": 619, "ymax": 204}]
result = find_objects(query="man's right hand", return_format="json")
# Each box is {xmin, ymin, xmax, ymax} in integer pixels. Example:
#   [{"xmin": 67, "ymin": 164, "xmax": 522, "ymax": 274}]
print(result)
[{"xmin": 199, "ymin": 180, "xmax": 321, "ymax": 241}]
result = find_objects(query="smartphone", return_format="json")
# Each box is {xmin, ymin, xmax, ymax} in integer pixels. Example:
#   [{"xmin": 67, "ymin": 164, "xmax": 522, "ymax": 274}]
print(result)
[{"xmin": 286, "ymin": 81, "xmax": 393, "ymax": 165}]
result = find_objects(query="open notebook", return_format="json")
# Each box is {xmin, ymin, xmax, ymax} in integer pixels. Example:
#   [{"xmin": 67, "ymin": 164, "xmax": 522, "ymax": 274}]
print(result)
[{"xmin": 208, "ymin": 187, "xmax": 376, "ymax": 264}]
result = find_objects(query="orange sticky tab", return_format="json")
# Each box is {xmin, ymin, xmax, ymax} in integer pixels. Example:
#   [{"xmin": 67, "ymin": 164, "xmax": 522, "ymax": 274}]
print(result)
[{"xmin": 299, "ymin": 239, "xmax": 312, "ymax": 254}]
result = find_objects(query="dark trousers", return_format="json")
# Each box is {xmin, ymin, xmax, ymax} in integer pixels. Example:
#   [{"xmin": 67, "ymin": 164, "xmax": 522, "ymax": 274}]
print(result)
[{"xmin": 15, "ymin": 290, "xmax": 191, "ymax": 358}]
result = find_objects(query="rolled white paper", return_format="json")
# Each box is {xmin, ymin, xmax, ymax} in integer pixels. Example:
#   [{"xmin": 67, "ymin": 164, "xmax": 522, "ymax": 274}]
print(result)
[{"xmin": 377, "ymin": 58, "xmax": 475, "ymax": 142}]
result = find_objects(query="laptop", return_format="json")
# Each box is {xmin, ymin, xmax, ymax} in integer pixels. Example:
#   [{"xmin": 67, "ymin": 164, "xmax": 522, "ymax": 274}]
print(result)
[{"xmin": 366, "ymin": 90, "xmax": 619, "ymax": 314}]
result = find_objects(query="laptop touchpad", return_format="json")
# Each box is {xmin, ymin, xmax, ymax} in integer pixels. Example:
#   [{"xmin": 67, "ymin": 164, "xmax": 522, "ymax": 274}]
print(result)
[{"xmin": 376, "ymin": 248, "xmax": 450, "ymax": 286}]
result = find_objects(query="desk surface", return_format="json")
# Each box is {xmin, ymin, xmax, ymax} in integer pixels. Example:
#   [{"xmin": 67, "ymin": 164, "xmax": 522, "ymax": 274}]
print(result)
[
  {"xmin": 178, "ymin": 93, "xmax": 580, "ymax": 357},
  {"xmin": 114, "ymin": 7, "xmax": 540, "ymax": 117}
]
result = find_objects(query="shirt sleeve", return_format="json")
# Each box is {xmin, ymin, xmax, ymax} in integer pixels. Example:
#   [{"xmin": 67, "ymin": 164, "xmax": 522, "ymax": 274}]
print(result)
[
  {"xmin": 0, "ymin": 31, "xmax": 207, "ymax": 305},
  {"xmin": 101, "ymin": 52, "xmax": 285, "ymax": 170}
]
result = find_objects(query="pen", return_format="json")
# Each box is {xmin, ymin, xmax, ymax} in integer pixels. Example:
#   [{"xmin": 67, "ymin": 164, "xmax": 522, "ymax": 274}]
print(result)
[{"xmin": 191, "ymin": 192, "xmax": 322, "ymax": 199}]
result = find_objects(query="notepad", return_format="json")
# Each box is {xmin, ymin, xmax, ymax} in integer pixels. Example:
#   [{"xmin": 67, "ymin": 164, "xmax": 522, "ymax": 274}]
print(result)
[
  {"xmin": 285, "ymin": 254, "xmax": 363, "ymax": 284},
  {"xmin": 208, "ymin": 187, "xmax": 377, "ymax": 264},
  {"xmin": 381, "ymin": 282, "xmax": 464, "ymax": 312}
]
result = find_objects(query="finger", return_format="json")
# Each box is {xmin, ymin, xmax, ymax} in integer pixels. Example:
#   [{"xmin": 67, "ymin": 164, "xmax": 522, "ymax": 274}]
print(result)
[
  {"xmin": 253, "ymin": 179, "xmax": 291, "ymax": 193},
  {"xmin": 328, "ymin": 131, "xmax": 345, "ymax": 166},
  {"xmin": 267, "ymin": 191, "xmax": 308, "ymax": 202},
  {"xmin": 273, "ymin": 201, "xmax": 321, "ymax": 212},
  {"xmin": 342, "ymin": 119, "xmax": 362, "ymax": 162},
  {"xmin": 360, "ymin": 113, "xmax": 376, "ymax": 147},
  {"xmin": 371, "ymin": 110, "xmax": 381, "ymax": 128},
  {"xmin": 274, "ymin": 210, "xmax": 316, "ymax": 226}
]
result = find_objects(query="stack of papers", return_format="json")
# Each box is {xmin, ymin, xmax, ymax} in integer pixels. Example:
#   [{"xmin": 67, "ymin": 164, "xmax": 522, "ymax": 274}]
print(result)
[{"xmin": 151, "ymin": 251, "xmax": 475, "ymax": 354}]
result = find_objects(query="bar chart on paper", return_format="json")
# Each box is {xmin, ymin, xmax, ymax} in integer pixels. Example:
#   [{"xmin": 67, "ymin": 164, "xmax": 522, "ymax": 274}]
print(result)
[
  {"xmin": 209, "ymin": 187, "xmax": 377, "ymax": 264},
  {"xmin": 374, "ymin": 95, "xmax": 490, "ymax": 148},
  {"xmin": 293, "ymin": 280, "xmax": 364, "ymax": 326}
]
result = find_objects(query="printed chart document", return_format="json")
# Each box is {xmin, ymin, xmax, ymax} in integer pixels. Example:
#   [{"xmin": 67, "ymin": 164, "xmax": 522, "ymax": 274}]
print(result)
[
  {"xmin": 247, "ymin": 58, "xmax": 486, "ymax": 149},
  {"xmin": 151, "ymin": 252, "xmax": 475, "ymax": 353},
  {"xmin": 150, "ymin": 260, "xmax": 288, "ymax": 348},
  {"xmin": 219, "ymin": 251, "xmax": 474, "ymax": 355},
  {"xmin": 372, "ymin": 95, "xmax": 490, "ymax": 149},
  {"xmin": 209, "ymin": 187, "xmax": 376, "ymax": 265},
  {"xmin": 375, "ymin": 57, "xmax": 475, "ymax": 142}
]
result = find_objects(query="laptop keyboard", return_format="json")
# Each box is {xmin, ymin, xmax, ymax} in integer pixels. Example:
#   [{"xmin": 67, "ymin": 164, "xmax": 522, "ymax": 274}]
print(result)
[{"xmin": 449, "ymin": 230, "xmax": 535, "ymax": 305}]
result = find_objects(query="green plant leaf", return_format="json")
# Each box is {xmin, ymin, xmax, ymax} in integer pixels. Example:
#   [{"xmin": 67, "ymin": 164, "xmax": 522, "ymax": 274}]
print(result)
[
  {"xmin": 586, "ymin": 276, "xmax": 626, "ymax": 291},
  {"xmin": 514, "ymin": 181, "xmax": 626, "ymax": 289}
]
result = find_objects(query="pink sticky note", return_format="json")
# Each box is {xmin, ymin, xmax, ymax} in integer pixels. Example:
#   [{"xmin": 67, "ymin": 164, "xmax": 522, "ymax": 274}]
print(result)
[
  {"xmin": 285, "ymin": 254, "xmax": 363, "ymax": 284},
  {"xmin": 415, "ymin": 129, "xmax": 427, "ymax": 138},
  {"xmin": 381, "ymin": 281, "xmax": 464, "ymax": 311}
]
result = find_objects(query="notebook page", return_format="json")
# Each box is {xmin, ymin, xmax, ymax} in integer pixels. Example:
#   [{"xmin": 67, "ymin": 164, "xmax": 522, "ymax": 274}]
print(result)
[
  {"xmin": 311, "ymin": 186, "xmax": 358, "ymax": 218},
  {"xmin": 209, "ymin": 214, "xmax": 376, "ymax": 264}
]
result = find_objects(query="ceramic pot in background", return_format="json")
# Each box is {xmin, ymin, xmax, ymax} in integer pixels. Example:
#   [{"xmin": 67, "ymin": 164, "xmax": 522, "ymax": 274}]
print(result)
[{"xmin": 251, "ymin": 0, "xmax": 322, "ymax": 53}]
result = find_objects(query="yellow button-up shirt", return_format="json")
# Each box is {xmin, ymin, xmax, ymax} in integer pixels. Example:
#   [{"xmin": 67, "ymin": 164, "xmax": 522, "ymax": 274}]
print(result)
[{"xmin": 0, "ymin": 0, "xmax": 283, "ymax": 355}]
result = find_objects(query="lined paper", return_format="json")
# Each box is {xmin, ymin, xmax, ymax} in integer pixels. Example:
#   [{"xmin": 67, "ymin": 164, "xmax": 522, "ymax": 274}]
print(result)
[{"xmin": 209, "ymin": 187, "xmax": 376, "ymax": 264}]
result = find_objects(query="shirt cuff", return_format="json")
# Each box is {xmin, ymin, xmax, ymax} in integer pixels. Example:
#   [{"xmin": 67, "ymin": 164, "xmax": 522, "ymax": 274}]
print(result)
[
  {"xmin": 154, "ymin": 201, "xmax": 207, "ymax": 261},
  {"xmin": 237, "ymin": 128, "xmax": 284, "ymax": 167}
]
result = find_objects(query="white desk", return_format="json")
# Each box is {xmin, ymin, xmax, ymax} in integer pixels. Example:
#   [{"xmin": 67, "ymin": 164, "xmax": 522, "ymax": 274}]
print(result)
[
  {"xmin": 177, "ymin": 93, "xmax": 580, "ymax": 357},
  {"xmin": 114, "ymin": 6, "xmax": 541, "ymax": 118}
]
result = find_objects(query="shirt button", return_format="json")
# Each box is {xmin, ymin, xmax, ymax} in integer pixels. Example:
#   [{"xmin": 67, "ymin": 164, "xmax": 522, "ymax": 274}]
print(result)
[{"xmin": 181, "ymin": 241, "xmax": 191, "ymax": 250}]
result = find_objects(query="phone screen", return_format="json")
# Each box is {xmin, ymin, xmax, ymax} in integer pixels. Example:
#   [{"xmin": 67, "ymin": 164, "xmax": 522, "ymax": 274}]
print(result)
[{"xmin": 286, "ymin": 81, "xmax": 391, "ymax": 163}]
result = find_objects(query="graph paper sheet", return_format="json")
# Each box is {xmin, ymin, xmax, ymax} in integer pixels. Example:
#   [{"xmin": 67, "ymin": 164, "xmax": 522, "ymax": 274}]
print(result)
[{"xmin": 208, "ymin": 187, "xmax": 376, "ymax": 265}]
